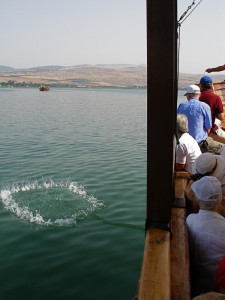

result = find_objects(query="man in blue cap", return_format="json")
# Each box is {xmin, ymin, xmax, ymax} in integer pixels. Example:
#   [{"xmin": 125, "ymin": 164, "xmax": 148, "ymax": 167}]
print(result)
[{"xmin": 199, "ymin": 75, "xmax": 225, "ymax": 140}]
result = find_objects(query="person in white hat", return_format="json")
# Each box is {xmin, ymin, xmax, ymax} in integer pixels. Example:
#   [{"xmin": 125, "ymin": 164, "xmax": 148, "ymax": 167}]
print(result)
[
  {"xmin": 193, "ymin": 152, "xmax": 225, "ymax": 196},
  {"xmin": 187, "ymin": 176, "xmax": 225, "ymax": 296},
  {"xmin": 177, "ymin": 84, "xmax": 212, "ymax": 152},
  {"xmin": 175, "ymin": 113, "xmax": 202, "ymax": 173}
]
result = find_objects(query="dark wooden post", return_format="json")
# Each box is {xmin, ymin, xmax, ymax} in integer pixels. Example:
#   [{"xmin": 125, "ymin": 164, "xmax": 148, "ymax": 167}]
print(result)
[{"xmin": 146, "ymin": 0, "xmax": 177, "ymax": 229}]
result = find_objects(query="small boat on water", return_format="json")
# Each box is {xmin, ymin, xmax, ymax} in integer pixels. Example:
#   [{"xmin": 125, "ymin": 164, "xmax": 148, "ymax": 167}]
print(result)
[{"xmin": 39, "ymin": 86, "xmax": 49, "ymax": 91}]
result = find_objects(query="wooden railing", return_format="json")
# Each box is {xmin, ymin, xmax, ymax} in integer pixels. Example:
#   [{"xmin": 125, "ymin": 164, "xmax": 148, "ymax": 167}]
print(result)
[{"xmin": 137, "ymin": 175, "xmax": 191, "ymax": 300}]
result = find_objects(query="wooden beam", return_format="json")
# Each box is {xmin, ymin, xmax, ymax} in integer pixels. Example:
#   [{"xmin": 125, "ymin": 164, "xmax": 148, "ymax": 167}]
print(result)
[
  {"xmin": 138, "ymin": 229, "xmax": 171, "ymax": 299},
  {"xmin": 171, "ymin": 207, "xmax": 191, "ymax": 300},
  {"xmin": 146, "ymin": 0, "xmax": 177, "ymax": 228}
]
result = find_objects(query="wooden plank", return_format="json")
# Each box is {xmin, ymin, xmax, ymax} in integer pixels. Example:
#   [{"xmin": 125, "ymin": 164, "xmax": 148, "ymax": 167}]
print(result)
[
  {"xmin": 138, "ymin": 229, "xmax": 171, "ymax": 300},
  {"xmin": 213, "ymin": 81, "xmax": 225, "ymax": 129},
  {"xmin": 213, "ymin": 81, "xmax": 225, "ymax": 104},
  {"xmin": 171, "ymin": 207, "xmax": 191, "ymax": 300},
  {"xmin": 175, "ymin": 176, "xmax": 188, "ymax": 199}
]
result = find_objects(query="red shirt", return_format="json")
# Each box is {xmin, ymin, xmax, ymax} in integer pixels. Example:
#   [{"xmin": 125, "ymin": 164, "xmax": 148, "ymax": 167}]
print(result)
[{"xmin": 199, "ymin": 89, "xmax": 223, "ymax": 131}]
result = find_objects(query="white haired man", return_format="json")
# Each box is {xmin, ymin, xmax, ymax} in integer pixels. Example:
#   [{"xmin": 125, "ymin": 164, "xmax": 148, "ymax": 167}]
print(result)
[{"xmin": 175, "ymin": 113, "xmax": 202, "ymax": 174}]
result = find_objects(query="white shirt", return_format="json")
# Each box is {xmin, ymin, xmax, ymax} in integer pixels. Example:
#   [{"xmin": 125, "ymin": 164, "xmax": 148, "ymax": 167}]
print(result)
[
  {"xmin": 176, "ymin": 132, "xmax": 202, "ymax": 173},
  {"xmin": 187, "ymin": 210, "xmax": 225, "ymax": 295}
]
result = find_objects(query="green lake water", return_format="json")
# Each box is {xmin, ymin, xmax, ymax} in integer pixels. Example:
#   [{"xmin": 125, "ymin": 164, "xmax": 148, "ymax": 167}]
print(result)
[{"xmin": 0, "ymin": 87, "xmax": 147, "ymax": 300}]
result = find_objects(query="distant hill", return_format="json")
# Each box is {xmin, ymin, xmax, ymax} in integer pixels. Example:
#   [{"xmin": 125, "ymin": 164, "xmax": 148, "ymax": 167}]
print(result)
[
  {"xmin": 0, "ymin": 65, "xmax": 64, "ymax": 73},
  {"xmin": 0, "ymin": 64, "xmax": 147, "ymax": 88},
  {"xmin": 0, "ymin": 64, "xmax": 146, "ymax": 73},
  {"xmin": 0, "ymin": 64, "xmax": 224, "ymax": 88},
  {"xmin": 26, "ymin": 65, "xmax": 64, "ymax": 72},
  {"xmin": 0, "ymin": 65, "xmax": 16, "ymax": 72},
  {"xmin": 178, "ymin": 73, "xmax": 225, "ymax": 89}
]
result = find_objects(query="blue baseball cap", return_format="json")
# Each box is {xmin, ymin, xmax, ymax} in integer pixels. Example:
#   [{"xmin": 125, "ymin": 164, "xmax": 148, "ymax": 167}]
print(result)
[{"xmin": 200, "ymin": 76, "xmax": 213, "ymax": 85}]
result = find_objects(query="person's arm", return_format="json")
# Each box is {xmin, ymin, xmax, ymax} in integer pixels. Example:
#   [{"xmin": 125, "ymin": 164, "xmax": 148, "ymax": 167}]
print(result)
[
  {"xmin": 216, "ymin": 112, "xmax": 224, "ymax": 122},
  {"xmin": 206, "ymin": 64, "xmax": 225, "ymax": 73}
]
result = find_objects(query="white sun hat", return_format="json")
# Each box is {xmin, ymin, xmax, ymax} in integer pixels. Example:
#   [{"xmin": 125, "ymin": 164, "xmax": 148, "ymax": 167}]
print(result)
[
  {"xmin": 191, "ymin": 176, "xmax": 222, "ymax": 202},
  {"xmin": 184, "ymin": 84, "xmax": 200, "ymax": 96},
  {"xmin": 193, "ymin": 153, "xmax": 225, "ymax": 184}
]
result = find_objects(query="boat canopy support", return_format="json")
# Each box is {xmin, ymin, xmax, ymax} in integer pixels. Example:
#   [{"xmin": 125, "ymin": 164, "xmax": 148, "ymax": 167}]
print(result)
[{"xmin": 146, "ymin": 0, "xmax": 177, "ymax": 230}]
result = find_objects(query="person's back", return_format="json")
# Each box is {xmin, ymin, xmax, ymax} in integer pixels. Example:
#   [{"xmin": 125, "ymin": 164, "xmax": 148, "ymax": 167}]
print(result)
[
  {"xmin": 187, "ymin": 176, "xmax": 225, "ymax": 296},
  {"xmin": 188, "ymin": 209, "xmax": 225, "ymax": 294},
  {"xmin": 175, "ymin": 114, "xmax": 202, "ymax": 173},
  {"xmin": 199, "ymin": 76, "xmax": 224, "ymax": 135},
  {"xmin": 177, "ymin": 85, "xmax": 212, "ymax": 148}
]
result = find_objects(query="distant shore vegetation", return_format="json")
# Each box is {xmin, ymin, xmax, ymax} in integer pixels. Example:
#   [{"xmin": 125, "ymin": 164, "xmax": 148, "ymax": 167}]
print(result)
[{"xmin": 0, "ymin": 80, "xmax": 146, "ymax": 89}]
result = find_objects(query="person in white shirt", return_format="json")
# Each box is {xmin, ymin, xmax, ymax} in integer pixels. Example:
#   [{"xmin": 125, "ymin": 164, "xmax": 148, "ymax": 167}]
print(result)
[
  {"xmin": 187, "ymin": 176, "xmax": 225, "ymax": 296},
  {"xmin": 175, "ymin": 113, "xmax": 202, "ymax": 174}
]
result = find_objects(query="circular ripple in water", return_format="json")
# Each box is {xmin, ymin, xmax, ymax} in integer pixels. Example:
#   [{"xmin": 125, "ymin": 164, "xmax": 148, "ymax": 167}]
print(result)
[{"xmin": 0, "ymin": 180, "xmax": 104, "ymax": 227}]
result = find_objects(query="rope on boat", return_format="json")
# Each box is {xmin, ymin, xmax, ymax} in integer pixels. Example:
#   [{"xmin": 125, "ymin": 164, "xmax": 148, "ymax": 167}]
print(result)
[
  {"xmin": 177, "ymin": 0, "xmax": 204, "ymax": 26},
  {"xmin": 90, "ymin": 213, "xmax": 145, "ymax": 231}
]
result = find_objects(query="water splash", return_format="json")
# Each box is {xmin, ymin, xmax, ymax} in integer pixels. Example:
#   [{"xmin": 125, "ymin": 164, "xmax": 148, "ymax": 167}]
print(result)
[{"xmin": 0, "ymin": 180, "xmax": 104, "ymax": 227}]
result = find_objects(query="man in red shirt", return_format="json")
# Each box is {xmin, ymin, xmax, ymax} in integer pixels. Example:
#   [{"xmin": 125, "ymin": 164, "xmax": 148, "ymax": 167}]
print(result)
[{"xmin": 199, "ymin": 76, "xmax": 225, "ymax": 140}]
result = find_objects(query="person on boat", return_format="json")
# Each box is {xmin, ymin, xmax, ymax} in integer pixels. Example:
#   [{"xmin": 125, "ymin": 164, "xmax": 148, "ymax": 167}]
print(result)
[
  {"xmin": 206, "ymin": 64, "xmax": 225, "ymax": 73},
  {"xmin": 175, "ymin": 113, "xmax": 202, "ymax": 174},
  {"xmin": 177, "ymin": 84, "xmax": 212, "ymax": 153},
  {"xmin": 192, "ymin": 152, "xmax": 225, "ymax": 196},
  {"xmin": 185, "ymin": 152, "xmax": 225, "ymax": 214},
  {"xmin": 187, "ymin": 176, "xmax": 225, "ymax": 296},
  {"xmin": 199, "ymin": 76, "xmax": 225, "ymax": 140}
]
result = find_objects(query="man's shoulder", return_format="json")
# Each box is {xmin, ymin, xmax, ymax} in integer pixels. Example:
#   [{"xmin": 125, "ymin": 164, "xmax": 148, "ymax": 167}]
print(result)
[
  {"xmin": 186, "ymin": 212, "xmax": 197, "ymax": 223},
  {"xmin": 178, "ymin": 101, "xmax": 187, "ymax": 106},
  {"xmin": 200, "ymin": 90, "xmax": 222, "ymax": 101},
  {"xmin": 180, "ymin": 132, "xmax": 196, "ymax": 143},
  {"xmin": 177, "ymin": 102, "xmax": 188, "ymax": 111},
  {"xmin": 198, "ymin": 100, "xmax": 211, "ymax": 110}
]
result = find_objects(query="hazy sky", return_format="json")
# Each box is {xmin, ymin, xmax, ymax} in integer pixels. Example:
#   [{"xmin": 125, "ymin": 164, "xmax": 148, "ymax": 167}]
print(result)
[{"xmin": 1, "ymin": 0, "xmax": 225, "ymax": 74}]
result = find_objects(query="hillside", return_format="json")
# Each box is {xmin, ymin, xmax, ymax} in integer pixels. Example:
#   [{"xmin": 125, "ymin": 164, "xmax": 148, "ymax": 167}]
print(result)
[
  {"xmin": 0, "ymin": 64, "xmax": 147, "ymax": 88},
  {"xmin": 0, "ymin": 64, "xmax": 224, "ymax": 88},
  {"xmin": 178, "ymin": 73, "xmax": 225, "ymax": 89}
]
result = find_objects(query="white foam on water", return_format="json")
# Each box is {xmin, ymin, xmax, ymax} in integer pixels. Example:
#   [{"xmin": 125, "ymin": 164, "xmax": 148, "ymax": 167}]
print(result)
[{"xmin": 0, "ymin": 180, "xmax": 104, "ymax": 227}]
